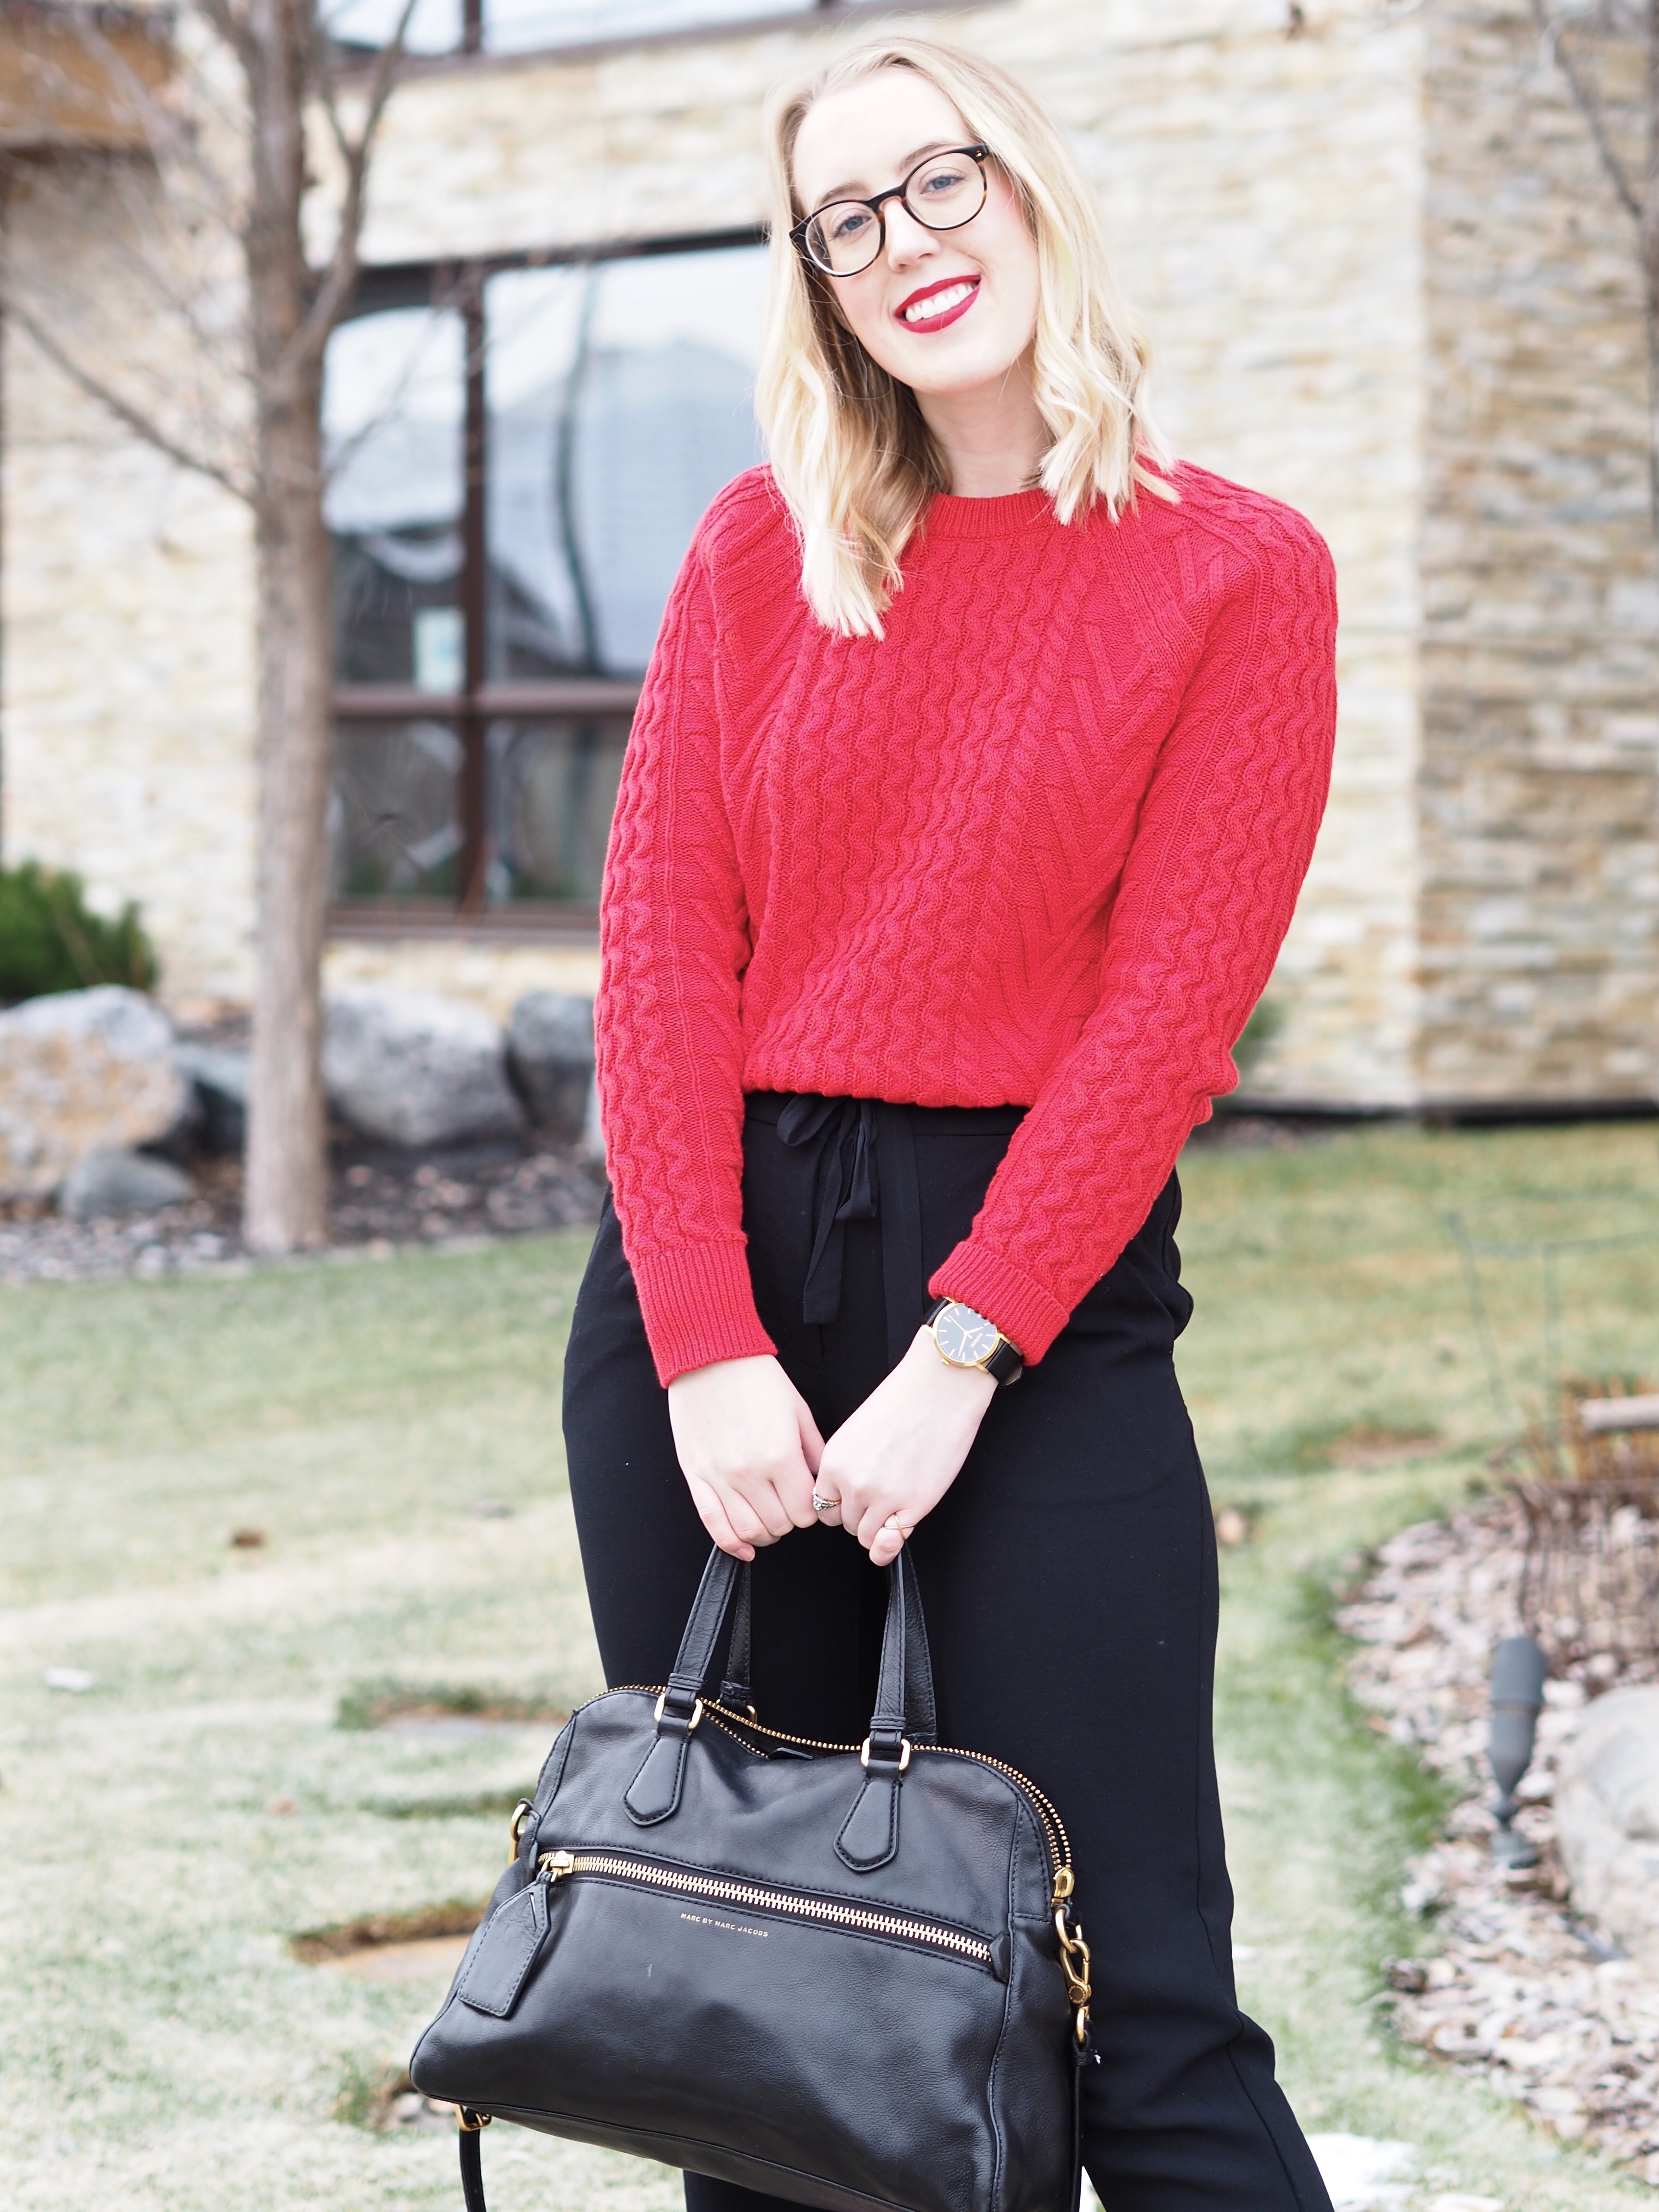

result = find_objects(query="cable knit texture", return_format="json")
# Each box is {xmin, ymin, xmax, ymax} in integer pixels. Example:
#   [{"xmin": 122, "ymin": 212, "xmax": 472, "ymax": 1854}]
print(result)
[{"xmin": 597, "ymin": 463, "xmax": 1338, "ymax": 1386}]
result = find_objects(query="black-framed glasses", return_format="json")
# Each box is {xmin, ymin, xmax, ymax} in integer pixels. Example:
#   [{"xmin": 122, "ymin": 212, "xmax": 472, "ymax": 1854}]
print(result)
[{"xmin": 791, "ymin": 144, "xmax": 990, "ymax": 278}]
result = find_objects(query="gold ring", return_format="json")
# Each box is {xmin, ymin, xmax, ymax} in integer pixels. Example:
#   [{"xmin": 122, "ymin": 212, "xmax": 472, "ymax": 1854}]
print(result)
[{"xmin": 885, "ymin": 1515, "xmax": 915, "ymax": 1539}]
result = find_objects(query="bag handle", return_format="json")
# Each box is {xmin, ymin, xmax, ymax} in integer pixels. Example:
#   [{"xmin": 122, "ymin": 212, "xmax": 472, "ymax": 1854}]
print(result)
[
  {"xmin": 867, "ymin": 1546, "xmax": 938, "ymax": 1755},
  {"xmin": 719, "ymin": 1558, "xmax": 753, "ymax": 1712},
  {"xmin": 660, "ymin": 1544, "xmax": 938, "ymax": 1744}
]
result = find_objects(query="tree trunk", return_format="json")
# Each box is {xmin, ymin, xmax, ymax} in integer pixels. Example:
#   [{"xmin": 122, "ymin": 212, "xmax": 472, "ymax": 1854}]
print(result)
[
  {"xmin": 1644, "ymin": 1, "xmax": 1659, "ymax": 540},
  {"xmin": 244, "ymin": 396, "xmax": 333, "ymax": 1252},
  {"xmin": 241, "ymin": 0, "xmax": 334, "ymax": 1254}
]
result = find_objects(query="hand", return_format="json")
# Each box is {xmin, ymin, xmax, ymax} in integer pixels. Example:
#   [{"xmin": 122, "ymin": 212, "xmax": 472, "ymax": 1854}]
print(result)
[
  {"xmin": 815, "ymin": 1329, "xmax": 998, "ymax": 1568},
  {"xmin": 666, "ymin": 1354, "xmax": 825, "ymax": 1561}
]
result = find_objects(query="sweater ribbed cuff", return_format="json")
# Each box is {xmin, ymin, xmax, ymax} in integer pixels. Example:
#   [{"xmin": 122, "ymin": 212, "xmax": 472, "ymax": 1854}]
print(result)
[
  {"xmin": 928, "ymin": 1240, "xmax": 1074, "ymax": 1368},
  {"xmin": 629, "ymin": 1238, "xmax": 777, "ymax": 1388}
]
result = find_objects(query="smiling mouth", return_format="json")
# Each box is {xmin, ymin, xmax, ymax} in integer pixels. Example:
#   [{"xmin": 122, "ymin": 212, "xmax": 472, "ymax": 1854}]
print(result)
[{"xmin": 897, "ymin": 277, "xmax": 980, "ymax": 331}]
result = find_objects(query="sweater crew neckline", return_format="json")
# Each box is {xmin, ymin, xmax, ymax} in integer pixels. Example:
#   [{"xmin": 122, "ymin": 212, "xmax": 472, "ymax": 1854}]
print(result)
[{"xmin": 923, "ymin": 486, "xmax": 1054, "ymax": 539}]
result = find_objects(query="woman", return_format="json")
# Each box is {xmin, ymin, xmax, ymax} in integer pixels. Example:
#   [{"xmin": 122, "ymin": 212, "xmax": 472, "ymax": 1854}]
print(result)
[{"xmin": 565, "ymin": 33, "xmax": 1337, "ymax": 2212}]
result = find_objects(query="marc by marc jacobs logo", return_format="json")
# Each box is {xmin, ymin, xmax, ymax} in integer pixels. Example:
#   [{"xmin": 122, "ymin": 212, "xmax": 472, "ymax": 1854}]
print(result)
[{"xmin": 680, "ymin": 1911, "xmax": 769, "ymax": 1938}]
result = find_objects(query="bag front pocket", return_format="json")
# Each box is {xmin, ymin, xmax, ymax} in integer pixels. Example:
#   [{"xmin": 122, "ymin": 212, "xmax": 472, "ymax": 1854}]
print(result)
[{"xmin": 531, "ymin": 1846, "xmax": 998, "ymax": 1969}]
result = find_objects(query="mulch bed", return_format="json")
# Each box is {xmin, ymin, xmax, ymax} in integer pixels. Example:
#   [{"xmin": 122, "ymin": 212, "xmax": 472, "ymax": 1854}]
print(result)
[
  {"xmin": 0, "ymin": 1138, "xmax": 606, "ymax": 1283},
  {"xmin": 1340, "ymin": 1498, "xmax": 1659, "ymax": 2183}
]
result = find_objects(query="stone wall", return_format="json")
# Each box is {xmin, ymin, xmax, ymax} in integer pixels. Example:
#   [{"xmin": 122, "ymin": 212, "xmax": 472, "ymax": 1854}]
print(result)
[
  {"xmin": 1, "ymin": 158, "xmax": 257, "ymax": 1008},
  {"xmin": 1420, "ymin": 3, "xmax": 1659, "ymax": 1106}
]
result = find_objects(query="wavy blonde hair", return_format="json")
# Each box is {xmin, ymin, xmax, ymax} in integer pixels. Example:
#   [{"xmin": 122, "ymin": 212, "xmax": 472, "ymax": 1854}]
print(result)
[{"xmin": 757, "ymin": 35, "xmax": 1173, "ymax": 638}]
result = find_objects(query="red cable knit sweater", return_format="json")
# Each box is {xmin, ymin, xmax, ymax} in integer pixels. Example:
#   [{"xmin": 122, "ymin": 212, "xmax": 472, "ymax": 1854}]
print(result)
[{"xmin": 597, "ymin": 463, "xmax": 1337, "ymax": 1387}]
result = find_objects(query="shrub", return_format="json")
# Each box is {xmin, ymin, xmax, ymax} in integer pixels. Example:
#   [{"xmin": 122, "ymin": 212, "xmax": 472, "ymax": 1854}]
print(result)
[{"xmin": 0, "ymin": 861, "xmax": 158, "ymax": 1005}]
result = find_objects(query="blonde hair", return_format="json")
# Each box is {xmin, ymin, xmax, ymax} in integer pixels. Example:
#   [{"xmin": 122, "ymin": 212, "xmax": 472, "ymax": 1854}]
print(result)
[{"xmin": 757, "ymin": 35, "xmax": 1173, "ymax": 639}]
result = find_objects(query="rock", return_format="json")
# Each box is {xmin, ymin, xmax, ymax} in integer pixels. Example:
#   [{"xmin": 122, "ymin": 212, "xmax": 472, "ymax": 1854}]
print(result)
[
  {"xmin": 176, "ymin": 1043, "xmax": 249, "ymax": 1154},
  {"xmin": 323, "ymin": 986, "xmax": 524, "ymax": 1149},
  {"xmin": 1556, "ymin": 1684, "xmax": 1659, "ymax": 1970},
  {"xmin": 59, "ymin": 1147, "xmax": 193, "ymax": 1220},
  {"xmin": 0, "ymin": 986, "xmax": 186, "ymax": 1198},
  {"xmin": 507, "ymin": 992, "xmax": 594, "ymax": 1141}
]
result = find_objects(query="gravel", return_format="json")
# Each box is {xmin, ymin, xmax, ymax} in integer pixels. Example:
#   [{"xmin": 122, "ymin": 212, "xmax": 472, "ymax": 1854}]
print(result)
[
  {"xmin": 1340, "ymin": 1497, "xmax": 1659, "ymax": 2182},
  {"xmin": 0, "ymin": 1139, "xmax": 605, "ymax": 1283}
]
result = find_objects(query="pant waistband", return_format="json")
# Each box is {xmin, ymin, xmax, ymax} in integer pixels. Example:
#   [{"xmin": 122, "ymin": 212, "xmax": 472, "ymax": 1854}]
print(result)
[{"xmin": 743, "ymin": 1092, "xmax": 1026, "ymax": 1368}]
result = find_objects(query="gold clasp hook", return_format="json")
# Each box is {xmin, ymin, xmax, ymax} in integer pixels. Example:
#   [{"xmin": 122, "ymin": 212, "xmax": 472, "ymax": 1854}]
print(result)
[
  {"xmin": 1053, "ymin": 1882, "xmax": 1092, "ymax": 2047},
  {"xmin": 507, "ymin": 1797, "xmax": 535, "ymax": 1861}
]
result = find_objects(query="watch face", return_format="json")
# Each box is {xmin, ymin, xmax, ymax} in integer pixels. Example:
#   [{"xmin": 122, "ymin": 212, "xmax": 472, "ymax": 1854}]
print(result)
[{"xmin": 934, "ymin": 1302, "xmax": 1000, "ymax": 1368}]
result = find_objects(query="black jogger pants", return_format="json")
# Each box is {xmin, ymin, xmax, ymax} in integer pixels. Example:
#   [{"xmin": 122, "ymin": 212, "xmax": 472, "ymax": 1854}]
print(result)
[{"xmin": 562, "ymin": 1095, "xmax": 1334, "ymax": 2212}]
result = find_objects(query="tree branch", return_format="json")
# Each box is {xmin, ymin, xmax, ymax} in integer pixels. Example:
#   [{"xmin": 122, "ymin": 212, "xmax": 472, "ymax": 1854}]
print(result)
[
  {"xmin": 275, "ymin": 0, "xmax": 418, "ymax": 387},
  {"xmin": 194, "ymin": 0, "xmax": 261, "ymax": 74},
  {"xmin": 1532, "ymin": 0, "xmax": 1646, "ymax": 221},
  {"xmin": 2, "ymin": 288, "xmax": 253, "ymax": 503}
]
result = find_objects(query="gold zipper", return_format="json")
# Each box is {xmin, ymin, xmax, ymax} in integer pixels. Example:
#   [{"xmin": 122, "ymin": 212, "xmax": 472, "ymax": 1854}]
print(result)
[
  {"xmin": 603, "ymin": 1684, "xmax": 1070, "ymax": 1876},
  {"xmin": 536, "ymin": 1847, "xmax": 993, "ymax": 1966},
  {"xmin": 695, "ymin": 1698, "xmax": 1071, "ymax": 1876}
]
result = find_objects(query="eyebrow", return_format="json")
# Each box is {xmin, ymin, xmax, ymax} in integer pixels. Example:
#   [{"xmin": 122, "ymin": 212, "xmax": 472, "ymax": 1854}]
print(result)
[{"xmin": 808, "ymin": 140, "xmax": 960, "ymax": 206}]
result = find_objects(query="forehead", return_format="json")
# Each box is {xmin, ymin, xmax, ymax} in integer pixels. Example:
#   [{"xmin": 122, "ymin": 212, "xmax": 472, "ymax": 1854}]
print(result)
[{"xmin": 792, "ymin": 69, "xmax": 972, "ymax": 207}]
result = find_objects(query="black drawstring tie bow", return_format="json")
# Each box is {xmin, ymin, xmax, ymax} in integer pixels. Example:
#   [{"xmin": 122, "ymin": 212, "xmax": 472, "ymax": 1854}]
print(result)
[
  {"xmin": 760, "ymin": 1092, "xmax": 1028, "ymax": 1370},
  {"xmin": 776, "ymin": 1094, "xmax": 880, "ymax": 1329},
  {"xmin": 773, "ymin": 1094, "xmax": 925, "ymax": 1371}
]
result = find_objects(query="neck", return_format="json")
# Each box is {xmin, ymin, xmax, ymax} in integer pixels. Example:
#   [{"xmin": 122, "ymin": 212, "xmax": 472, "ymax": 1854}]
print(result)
[{"xmin": 915, "ymin": 353, "xmax": 1048, "ymax": 498}]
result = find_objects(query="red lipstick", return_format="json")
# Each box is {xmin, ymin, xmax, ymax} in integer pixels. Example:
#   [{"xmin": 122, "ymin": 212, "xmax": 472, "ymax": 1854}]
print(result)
[{"xmin": 894, "ymin": 275, "xmax": 981, "ymax": 334}]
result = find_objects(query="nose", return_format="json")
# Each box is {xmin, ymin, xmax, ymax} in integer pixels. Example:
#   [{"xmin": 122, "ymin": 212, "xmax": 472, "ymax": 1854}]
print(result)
[{"xmin": 882, "ymin": 198, "xmax": 938, "ymax": 268}]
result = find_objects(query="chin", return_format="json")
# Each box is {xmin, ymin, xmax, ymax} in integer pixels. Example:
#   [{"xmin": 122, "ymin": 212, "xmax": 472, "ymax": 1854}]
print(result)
[{"xmin": 891, "ymin": 349, "xmax": 1026, "ymax": 398}]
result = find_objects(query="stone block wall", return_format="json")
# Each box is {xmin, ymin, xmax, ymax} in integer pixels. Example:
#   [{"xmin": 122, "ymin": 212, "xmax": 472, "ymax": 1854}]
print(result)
[
  {"xmin": 1, "ymin": 160, "xmax": 257, "ymax": 1008},
  {"xmin": 1420, "ymin": 3, "xmax": 1659, "ymax": 1105}
]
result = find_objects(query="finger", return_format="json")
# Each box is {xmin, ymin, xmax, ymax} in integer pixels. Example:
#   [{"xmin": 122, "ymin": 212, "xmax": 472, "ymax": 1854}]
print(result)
[
  {"xmin": 793, "ymin": 1391, "xmax": 827, "ymax": 1476},
  {"xmin": 868, "ymin": 1525, "xmax": 906, "ymax": 1567},
  {"xmin": 780, "ymin": 1468, "xmax": 822, "ymax": 1530},
  {"xmin": 808, "ymin": 1469, "xmax": 845, "ymax": 1528},
  {"xmin": 741, "ymin": 1480, "xmax": 798, "ymax": 1541},
  {"xmin": 724, "ymin": 1491, "xmax": 781, "ymax": 1548},
  {"xmin": 685, "ymin": 1476, "xmax": 755, "ymax": 1562},
  {"xmin": 859, "ymin": 1503, "xmax": 919, "ymax": 1558},
  {"xmin": 854, "ymin": 1502, "xmax": 897, "ymax": 1552}
]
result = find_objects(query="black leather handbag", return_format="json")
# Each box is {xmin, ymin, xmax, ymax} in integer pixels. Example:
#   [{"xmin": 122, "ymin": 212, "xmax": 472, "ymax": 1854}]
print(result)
[{"xmin": 410, "ymin": 1545, "xmax": 1096, "ymax": 2212}]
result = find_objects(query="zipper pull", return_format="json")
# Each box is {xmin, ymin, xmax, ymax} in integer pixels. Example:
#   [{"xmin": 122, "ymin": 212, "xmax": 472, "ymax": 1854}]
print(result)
[{"xmin": 538, "ymin": 1848, "xmax": 575, "ymax": 1883}]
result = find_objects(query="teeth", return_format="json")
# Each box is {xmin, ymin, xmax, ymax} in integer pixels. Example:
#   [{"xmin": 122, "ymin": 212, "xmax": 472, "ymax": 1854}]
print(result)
[{"xmin": 904, "ymin": 281, "xmax": 974, "ymax": 325}]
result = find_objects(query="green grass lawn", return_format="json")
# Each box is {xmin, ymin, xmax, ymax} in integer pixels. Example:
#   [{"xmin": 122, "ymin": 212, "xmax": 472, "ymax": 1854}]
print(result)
[{"xmin": 2, "ymin": 1120, "xmax": 1657, "ymax": 2209}]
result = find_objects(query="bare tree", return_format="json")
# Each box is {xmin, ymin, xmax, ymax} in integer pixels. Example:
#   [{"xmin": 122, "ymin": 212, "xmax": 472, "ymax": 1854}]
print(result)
[
  {"xmin": 1, "ymin": 0, "xmax": 413, "ymax": 1252},
  {"xmin": 1530, "ymin": 0, "xmax": 1659, "ymax": 529}
]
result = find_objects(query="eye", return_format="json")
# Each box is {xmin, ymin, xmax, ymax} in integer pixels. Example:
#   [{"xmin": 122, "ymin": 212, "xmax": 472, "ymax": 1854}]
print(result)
[
  {"xmin": 827, "ymin": 206, "xmax": 871, "ymax": 243},
  {"xmin": 916, "ymin": 165, "xmax": 969, "ymax": 196}
]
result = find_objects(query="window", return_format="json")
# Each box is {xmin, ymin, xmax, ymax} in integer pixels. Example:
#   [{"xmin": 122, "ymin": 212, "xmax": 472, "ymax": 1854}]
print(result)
[
  {"xmin": 323, "ymin": 237, "xmax": 768, "ymax": 925},
  {"xmin": 325, "ymin": 0, "xmax": 828, "ymax": 62}
]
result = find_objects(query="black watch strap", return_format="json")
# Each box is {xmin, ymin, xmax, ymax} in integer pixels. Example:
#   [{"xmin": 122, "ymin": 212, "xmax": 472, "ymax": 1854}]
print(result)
[{"xmin": 925, "ymin": 1297, "xmax": 1024, "ymax": 1386}]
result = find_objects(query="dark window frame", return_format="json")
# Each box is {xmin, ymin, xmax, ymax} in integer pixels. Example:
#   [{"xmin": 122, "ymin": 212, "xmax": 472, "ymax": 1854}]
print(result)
[{"xmin": 329, "ymin": 223, "xmax": 766, "ymax": 940}]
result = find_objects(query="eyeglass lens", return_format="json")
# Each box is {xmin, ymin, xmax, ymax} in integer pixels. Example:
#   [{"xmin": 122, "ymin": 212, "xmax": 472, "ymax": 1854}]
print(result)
[{"xmin": 802, "ymin": 152, "xmax": 986, "ymax": 277}]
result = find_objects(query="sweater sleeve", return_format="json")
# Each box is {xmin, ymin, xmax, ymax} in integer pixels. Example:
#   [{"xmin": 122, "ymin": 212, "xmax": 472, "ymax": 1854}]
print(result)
[
  {"xmin": 929, "ymin": 506, "xmax": 1338, "ymax": 1363},
  {"xmin": 595, "ymin": 518, "xmax": 777, "ymax": 1386}
]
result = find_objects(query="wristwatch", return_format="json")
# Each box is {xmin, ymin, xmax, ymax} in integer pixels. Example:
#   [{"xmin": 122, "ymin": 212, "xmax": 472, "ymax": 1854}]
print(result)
[{"xmin": 925, "ymin": 1298, "xmax": 1023, "ymax": 1385}]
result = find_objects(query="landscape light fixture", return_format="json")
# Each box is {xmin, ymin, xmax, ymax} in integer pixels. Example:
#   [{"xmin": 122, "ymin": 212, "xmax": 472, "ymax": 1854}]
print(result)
[{"xmin": 1487, "ymin": 1633, "xmax": 1547, "ymax": 1869}]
